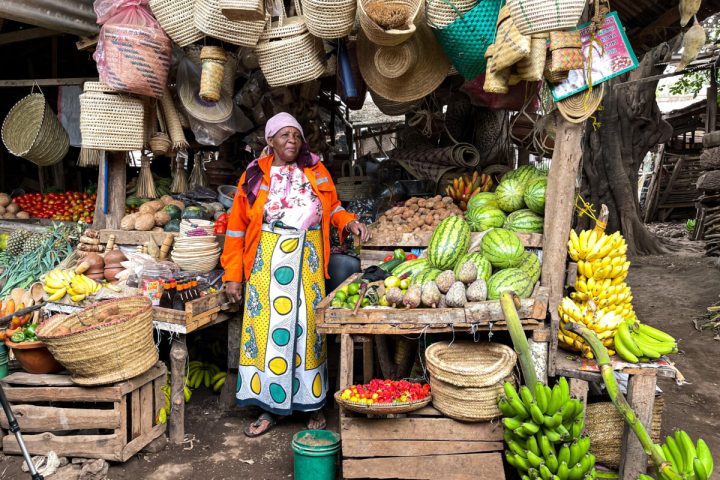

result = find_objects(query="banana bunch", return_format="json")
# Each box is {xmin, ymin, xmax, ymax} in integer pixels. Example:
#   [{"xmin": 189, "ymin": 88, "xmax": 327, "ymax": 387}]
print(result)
[
  {"xmin": 445, "ymin": 171, "xmax": 493, "ymax": 211},
  {"xmin": 42, "ymin": 268, "xmax": 101, "ymax": 303},
  {"xmin": 637, "ymin": 431, "xmax": 714, "ymax": 480},
  {"xmin": 614, "ymin": 322, "xmax": 678, "ymax": 364},
  {"xmin": 558, "ymin": 298, "xmax": 620, "ymax": 359},
  {"xmin": 156, "ymin": 377, "xmax": 193, "ymax": 424},
  {"xmin": 188, "ymin": 361, "xmax": 225, "ymax": 391},
  {"xmin": 500, "ymin": 378, "xmax": 596, "ymax": 480}
]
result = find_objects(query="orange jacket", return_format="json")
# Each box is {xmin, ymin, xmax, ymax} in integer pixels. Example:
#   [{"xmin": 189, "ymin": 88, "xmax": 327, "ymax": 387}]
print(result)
[{"xmin": 221, "ymin": 154, "xmax": 356, "ymax": 282}]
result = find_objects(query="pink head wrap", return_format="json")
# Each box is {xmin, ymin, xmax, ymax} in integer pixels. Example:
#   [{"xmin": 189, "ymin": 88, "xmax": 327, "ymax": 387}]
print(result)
[{"xmin": 264, "ymin": 112, "xmax": 305, "ymax": 144}]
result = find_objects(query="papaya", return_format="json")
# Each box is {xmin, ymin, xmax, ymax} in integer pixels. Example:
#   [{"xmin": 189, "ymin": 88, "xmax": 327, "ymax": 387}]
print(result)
[{"xmin": 3, "ymin": 299, "xmax": 15, "ymax": 316}]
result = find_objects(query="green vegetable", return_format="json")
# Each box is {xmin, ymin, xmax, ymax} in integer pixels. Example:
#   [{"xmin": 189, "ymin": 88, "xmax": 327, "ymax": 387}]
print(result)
[
  {"xmin": 164, "ymin": 219, "xmax": 181, "ymax": 232},
  {"xmin": 10, "ymin": 331, "xmax": 25, "ymax": 343},
  {"xmin": 378, "ymin": 258, "xmax": 404, "ymax": 272},
  {"xmin": 392, "ymin": 249, "xmax": 406, "ymax": 261}
]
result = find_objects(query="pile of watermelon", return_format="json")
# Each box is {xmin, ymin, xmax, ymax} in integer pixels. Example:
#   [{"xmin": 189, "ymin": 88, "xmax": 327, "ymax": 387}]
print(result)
[{"xmin": 464, "ymin": 165, "xmax": 547, "ymax": 234}]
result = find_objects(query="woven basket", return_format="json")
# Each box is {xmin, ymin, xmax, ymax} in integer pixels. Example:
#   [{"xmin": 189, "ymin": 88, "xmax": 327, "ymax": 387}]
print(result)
[
  {"xmin": 255, "ymin": 1, "xmax": 326, "ymax": 87},
  {"xmin": 220, "ymin": 0, "xmax": 265, "ymax": 21},
  {"xmin": 304, "ymin": 0, "xmax": 357, "ymax": 39},
  {"xmin": 358, "ymin": 0, "xmax": 422, "ymax": 47},
  {"xmin": 200, "ymin": 46, "xmax": 228, "ymax": 102},
  {"xmin": 586, "ymin": 397, "xmax": 664, "ymax": 469},
  {"xmin": 150, "ymin": 133, "xmax": 172, "ymax": 156},
  {"xmin": 1, "ymin": 92, "xmax": 69, "ymax": 167},
  {"xmin": 426, "ymin": 0, "xmax": 479, "ymax": 29},
  {"xmin": 79, "ymin": 82, "xmax": 145, "ymax": 151},
  {"xmin": 195, "ymin": 0, "xmax": 268, "ymax": 47},
  {"xmin": 430, "ymin": 373, "xmax": 513, "ymax": 421},
  {"xmin": 335, "ymin": 162, "xmax": 373, "ymax": 201},
  {"xmin": 36, "ymin": 297, "xmax": 158, "ymax": 386},
  {"xmin": 334, "ymin": 391, "xmax": 432, "ymax": 415},
  {"xmin": 425, "ymin": 341, "xmax": 517, "ymax": 387},
  {"xmin": 507, "ymin": 0, "xmax": 586, "ymax": 35},
  {"xmin": 149, "ymin": 0, "xmax": 204, "ymax": 47},
  {"xmin": 516, "ymin": 33, "xmax": 547, "ymax": 81},
  {"xmin": 370, "ymin": 89, "xmax": 419, "ymax": 115}
]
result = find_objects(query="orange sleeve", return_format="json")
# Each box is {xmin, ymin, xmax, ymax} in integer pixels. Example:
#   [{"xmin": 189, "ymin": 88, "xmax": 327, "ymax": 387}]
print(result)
[
  {"xmin": 321, "ymin": 165, "xmax": 356, "ymax": 242},
  {"xmin": 221, "ymin": 174, "xmax": 250, "ymax": 283}
]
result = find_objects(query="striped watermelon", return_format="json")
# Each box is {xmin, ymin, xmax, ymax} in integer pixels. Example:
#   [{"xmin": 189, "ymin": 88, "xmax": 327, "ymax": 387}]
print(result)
[
  {"xmin": 517, "ymin": 251, "xmax": 541, "ymax": 284},
  {"xmin": 487, "ymin": 268, "xmax": 534, "ymax": 299},
  {"xmin": 504, "ymin": 209, "xmax": 544, "ymax": 233},
  {"xmin": 428, "ymin": 216, "xmax": 470, "ymax": 270},
  {"xmin": 465, "ymin": 207, "xmax": 506, "ymax": 232},
  {"xmin": 481, "ymin": 228, "xmax": 525, "ymax": 268},
  {"xmin": 453, "ymin": 252, "xmax": 492, "ymax": 281},
  {"xmin": 503, "ymin": 165, "xmax": 544, "ymax": 186},
  {"xmin": 411, "ymin": 268, "xmax": 442, "ymax": 286},
  {"xmin": 524, "ymin": 178, "xmax": 546, "ymax": 214},
  {"xmin": 392, "ymin": 258, "xmax": 430, "ymax": 278},
  {"xmin": 467, "ymin": 192, "xmax": 498, "ymax": 211},
  {"xmin": 495, "ymin": 178, "xmax": 526, "ymax": 213}
]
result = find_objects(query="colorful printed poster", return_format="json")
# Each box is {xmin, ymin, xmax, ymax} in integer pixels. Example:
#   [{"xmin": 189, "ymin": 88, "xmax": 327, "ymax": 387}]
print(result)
[{"xmin": 551, "ymin": 12, "xmax": 639, "ymax": 101}]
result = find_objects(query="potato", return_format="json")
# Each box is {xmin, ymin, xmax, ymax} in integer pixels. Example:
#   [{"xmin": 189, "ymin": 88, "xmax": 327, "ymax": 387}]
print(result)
[
  {"xmin": 134, "ymin": 213, "xmax": 155, "ymax": 231},
  {"xmin": 120, "ymin": 213, "xmax": 137, "ymax": 231},
  {"xmin": 160, "ymin": 195, "xmax": 174, "ymax": 205},
  {"xmin": 154, "ymin": 210, "xmax": 171, "ymax": 226},
  {"xmin": 16, "ymin": 211, "xmax": 30, "ymax": 219},
  {"xmin": 0, "ymin": 193, "xmax": 10, "ymax": 207},
  {"xmin": 6, "ymin": 203, "xmax": 19, "ymax": 214},
  {"xmin": 3, "ymin": 212, "xmax": 15, "ymax": 219}
]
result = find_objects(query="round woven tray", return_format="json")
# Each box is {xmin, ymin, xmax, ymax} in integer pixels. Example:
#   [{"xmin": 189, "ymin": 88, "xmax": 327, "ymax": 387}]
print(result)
[
  {"xmin": 425, "ymin": 341, "xmax": 517, "ymax": 388},
  {"xmin": 334, "ymin": 391, "xmax": 432, "ymax": 415}
]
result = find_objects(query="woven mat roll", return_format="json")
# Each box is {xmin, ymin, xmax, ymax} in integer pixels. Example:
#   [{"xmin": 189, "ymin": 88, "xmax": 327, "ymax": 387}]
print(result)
[{"xmin": 392, "ymin": 142, "xmax": 481, "ymax": 170}]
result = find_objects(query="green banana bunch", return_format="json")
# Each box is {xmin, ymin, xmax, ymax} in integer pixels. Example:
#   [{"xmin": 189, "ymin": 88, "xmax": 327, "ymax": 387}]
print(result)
[
  {"xmin": 655, "ymin": 431, "xmax": 714, "ymax": 480},
  {"xmin": 211, "ymin": 372, "xmax": 227, "ymax": 393},
  {"xmin": 614, "ymin": 322, "xmax": 678, "ymax": 364},
  {"xmin": 188, "ymin": 360, "xmax": 222, "ymax": 389},
  {"xmin": 505, "ymin": 434, "xmax": 597, "ymax": 480}
]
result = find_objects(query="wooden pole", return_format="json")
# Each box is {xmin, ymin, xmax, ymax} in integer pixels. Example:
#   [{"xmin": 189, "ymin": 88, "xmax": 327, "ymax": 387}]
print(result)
[
  {"xmin": 169, "ymin": 337, "xmax": 188, "ymax": 445},
  {"xmin": 541, "ymin": 118, "xmax": 585, "ymax": 376},
  {"xmin": 93, "ymin": 152, "xmax": 126, "ymax": 230},
  {"xmin": 706, "ymin": 67, "xmax": 718, "ymax": 134}
]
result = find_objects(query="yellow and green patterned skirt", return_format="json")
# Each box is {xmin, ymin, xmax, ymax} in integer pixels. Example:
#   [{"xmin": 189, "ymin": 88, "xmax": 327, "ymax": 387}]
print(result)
[{"xmin": 236, "ymin": 225, "xmax": 327, "ymax": 415}]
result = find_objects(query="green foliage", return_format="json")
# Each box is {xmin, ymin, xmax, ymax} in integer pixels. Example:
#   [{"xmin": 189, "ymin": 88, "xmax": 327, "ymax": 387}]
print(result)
[{"xmin": 686, "ymin": 219, "xmax": 696, "ymax": 232}]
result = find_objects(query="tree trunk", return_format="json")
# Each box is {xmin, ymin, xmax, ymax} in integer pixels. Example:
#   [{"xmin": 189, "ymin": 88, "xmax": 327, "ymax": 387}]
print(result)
[{"xmin": 580, "ymin": 43, "xmax": 675, "ymax": 255}]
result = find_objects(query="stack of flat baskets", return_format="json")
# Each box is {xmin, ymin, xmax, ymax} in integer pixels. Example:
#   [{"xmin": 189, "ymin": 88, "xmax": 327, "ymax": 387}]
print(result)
[
  {"xmin": 79, "ymin": 82, "xmax": 145, "ymax": 151},
  {"xmin": 36, "ymin": 297, "xmax": 158, "ymax": 386},
  {"xmin": 425, "ymin": 341, "xmax": 517, "ymax": 422}
]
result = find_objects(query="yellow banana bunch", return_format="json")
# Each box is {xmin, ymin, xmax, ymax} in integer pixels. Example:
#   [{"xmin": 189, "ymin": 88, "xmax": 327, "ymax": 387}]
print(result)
[
  {"xmin": 558, "ymin": 298, "xmax": 619, "ymax": 357},
  {"xmin": 568, "ymin": 229, "xmax": 626, "ymax": 262},
  {"xmin": 42, "ymin": 268, "xmax": 102, "ymax": 303}
]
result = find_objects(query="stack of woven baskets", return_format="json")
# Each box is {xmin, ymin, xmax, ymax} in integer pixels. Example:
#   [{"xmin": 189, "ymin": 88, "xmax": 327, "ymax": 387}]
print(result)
[{"xmin": 425, "ymin": 341, "xmax": 517, "ymax": 422}]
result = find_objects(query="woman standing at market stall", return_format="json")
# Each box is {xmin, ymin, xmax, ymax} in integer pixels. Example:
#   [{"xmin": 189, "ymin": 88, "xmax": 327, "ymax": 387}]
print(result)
[{"xmin": 222, "ymin": 112, "xmax": 370, "ymax": 437}]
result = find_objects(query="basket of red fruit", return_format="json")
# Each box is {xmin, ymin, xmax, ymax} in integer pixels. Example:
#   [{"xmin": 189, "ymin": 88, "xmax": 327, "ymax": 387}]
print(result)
[{"xmin": 335, "ymin": 379, "xmax": 432, "ymax": 415}]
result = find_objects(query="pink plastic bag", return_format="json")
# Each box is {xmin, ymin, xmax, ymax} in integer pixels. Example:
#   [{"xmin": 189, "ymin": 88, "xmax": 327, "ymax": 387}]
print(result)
[
  {"xmin": 462, "ymin": 75, "xmax": 542, "ymax": 111},
  {"xmin": 93, "ymin": 0, "xmax": 172, "ymax": 98}
]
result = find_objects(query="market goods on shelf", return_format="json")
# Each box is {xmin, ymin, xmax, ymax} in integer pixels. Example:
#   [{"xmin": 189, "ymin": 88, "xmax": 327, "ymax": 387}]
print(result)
[
  {"xmin": 504, "ymin": 209, "xmax": 544, "ymax": 234},
  {"xmin": 467, "ymin": 191, "xmax": 498, "ymax": 211},
  {"xmin": 524, "ymin": 178, "xmax": 547, "ymax": 214},
  {"xmin": 370, "ymin": 195, "xmax": 462, "ymax": 236},
  {"xmin": 13, "ymin": 191, "xmax": 96, "ymax": 223},
  {"xmin": 339, "ymin": 379, "xmax": 431, "ymax": 405},
  {"xmin": 427, "ymin": 215, "xmax": 470, "ymax": 270},
  {"xmin": 466, "ymin": 205, "xmax": 506, "ymax": 232},
  {"xmin": 42, "ymin": 268, "xmax": 102, "ymax": 303},
  {"xmin": 445, "ymin": 171, "xmax": 493, "ymax": 211},
  {"xmin": 613, "ymin": 321, "xmax": 678, "ymax": 364},
  {"xmin": 482, "ymin": 227, "xmax": 525, "ymax": 268},
  {"xmin": 188, "ymin": 360, "xmax": 226, "ymax": 392}
]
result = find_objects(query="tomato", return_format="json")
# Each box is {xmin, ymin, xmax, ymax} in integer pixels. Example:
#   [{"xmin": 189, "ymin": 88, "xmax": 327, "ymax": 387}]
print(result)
[
  {"xmin": 405, "ymin": 254, "xmax": 418, "ymax": 260},
  {"xmin": 383, "ymin": 255, "xmax": 393, "ymax": 262}
]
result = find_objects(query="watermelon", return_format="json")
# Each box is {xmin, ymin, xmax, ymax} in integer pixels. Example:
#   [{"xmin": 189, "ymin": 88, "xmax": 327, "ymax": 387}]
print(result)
[
  {"xmin": 428, "ymin": 216, "xmax": 470, "ymax": 270},
  {"xmin": 391, "ymin": 258, "xmax": 430, "ymax": 278},
  {"xmin": 524, "ymin": 178, "xmax": 546, "ymax": 214},
  {"xmin": 481, "ymin": 228, "xmax": 525, "ymax": 269},
  {"xmin": 453, "ymin": 252, "xmax": 492, "ymax": 281},
  {"xmin": 503, "ymin": 165, "xmax": 544, "ymax": 186},
  {"xmin": 466, "ymin": 206, "xmax": 507, "ymax": 232},
  {"xmin": 517, "ymin": 251, "xmax": 541, "ymax": 284},
  {"xmin": 487, "ymin": 268, "xmax": 534, "ymax": 299},
  {"xmin": 411, "ymin": 268, "xmax": 442, "ymax": 286},
  {"xmin": 495, "ymin": 178, "xmax": 526, "ymax": 213},
  {"xmin": 163, "ymin": 204, "xmax": 182, "ymax": 220},
  {"xmin": 182, "ymin": 205, "xmax": 210, "ymax": 220},
  {"xmin": 467, "ymin": 192, "xmax": 498, "ymax": 211},
  {"xmin": 164, "ymin": 219, "xmax": 181, "ymax": 232},
  {"xmin": 504, "ymin": 209, "xmax": 544, "ymax": 233}
]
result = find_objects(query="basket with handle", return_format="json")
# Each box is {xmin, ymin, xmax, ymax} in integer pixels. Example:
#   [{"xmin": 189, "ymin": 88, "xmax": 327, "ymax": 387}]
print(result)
[
  {"xmin": 195, "ymin": 0, "xmax": 268, "ymax": 47},
  {"xmin": 254, "ymin": 0, "xmax": 326, "ymax": 87},
  {"xmin": 149, "ymin": 0, "xmax": 204, "ymax": 47},
  {"xmin": 506, "ymin": 0, "xmax": 586, "ymax": 35},
  {"xmin": 303, "ymin": 0, "xmax": 357, "ymax": 39},
  {"xmin": 36, "ymin": 297, "xmax": 159, "ymax": 386},
  {"xmin": 1, "ymin": 89, "xmax": 69, "ymax": 167},
  {"xmin": 426, "ymin": 0, "xmax": 478, "ymax": 29},
  {"xmin": 220, "ymin": 0, "xmax": 266, "ymax": 21},
  {"xmin": 79, "ymin": 82, "xmax": 145, "ymax": 151},
  {"xmin": 358, "ymin": 0, "xmax": 422, "ymax": 46},
  {"xmin": 335, "ymin": 161, "xmax": 373, "ymax": 201}
]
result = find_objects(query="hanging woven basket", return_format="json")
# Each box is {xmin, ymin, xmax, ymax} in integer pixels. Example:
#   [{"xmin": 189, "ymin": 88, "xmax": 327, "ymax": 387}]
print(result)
[
  {"xmin": 195, "ymin": 0, "xmax": 268, "ymax": 47},
  {"xmin": 506, "ymin": 0, "xmax": 586, "ymax": 35},
  {"xmin": 220, "ymin": 0, "xmax": 266, "ymax": 21},
  {"xmin": 149, "ymin": 0, "xmax": 204, "ymax": 47},
  {"xmin": 79, "ymin": 82, "xmax": 145, "ymax": 151},
  {"xmin": 303, "ymin": 0, "xmax": 357, "ymax": 39},
  {"xmin": 358, "ymin": 0, "xmax": 422, "ymax": 46}
]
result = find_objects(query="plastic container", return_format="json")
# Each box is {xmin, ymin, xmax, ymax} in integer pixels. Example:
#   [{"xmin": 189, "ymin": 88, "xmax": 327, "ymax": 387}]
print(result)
[
  {"xmin": 292, "ymin": 430, "xmax": 340, "ymax": 480},
  {"xmin": 0, "ymin": 343, "xmax": 8, "ymax": 379},
  {"xmin": 140, "ymin": 265, "xmax": 171, "ymax": 306}
]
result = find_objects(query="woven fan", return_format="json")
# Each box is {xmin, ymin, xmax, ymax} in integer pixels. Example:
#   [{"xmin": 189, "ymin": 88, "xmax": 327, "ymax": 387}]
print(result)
[
  {"xmin": 137, "ymin": 154, "xmax": 158, "ymax": 199},
  {"xmin": 171, "ymin": 152, "xmax": 189, "ymax": 194}
]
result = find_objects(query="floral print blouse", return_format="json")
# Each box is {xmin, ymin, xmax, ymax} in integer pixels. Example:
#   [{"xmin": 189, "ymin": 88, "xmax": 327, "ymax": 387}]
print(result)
[{"xmin": 263, "ymin": 164, "xmax": 323, "ymax": 230}]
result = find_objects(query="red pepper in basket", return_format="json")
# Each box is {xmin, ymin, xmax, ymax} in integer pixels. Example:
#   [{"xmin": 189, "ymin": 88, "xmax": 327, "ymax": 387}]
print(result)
[{"xmin": 215, "ymin": 213, "xmax": 229, "ymax": 234}]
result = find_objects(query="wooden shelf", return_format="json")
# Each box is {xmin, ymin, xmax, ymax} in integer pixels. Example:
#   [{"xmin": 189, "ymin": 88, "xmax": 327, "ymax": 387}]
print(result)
[{"xmin": 554, "ymin": 352, "xmax": 679, "ymax": 382}]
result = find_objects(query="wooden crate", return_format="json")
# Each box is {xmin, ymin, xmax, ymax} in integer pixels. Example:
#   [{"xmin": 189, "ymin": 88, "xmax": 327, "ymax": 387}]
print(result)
[
  {"xmin": 153, "ymin": 291, "xmax": 229, "ymax": 334},
  {"xmin": 0, "ymin": 362, "xmax": 167, "ymax": 461},
  {"xmin": 341, "ymin": 406, "xmax": 505, "ymax": 480}
]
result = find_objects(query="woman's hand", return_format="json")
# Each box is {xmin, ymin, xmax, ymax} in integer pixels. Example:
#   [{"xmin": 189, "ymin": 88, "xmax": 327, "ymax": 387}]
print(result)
[
  {"xmin": 225, "ymin": 281, "xmax": 243, "ymax": 304},
  {"xmin": 347, "ymin": 221, "xmax": 371, "ymax": 243}
]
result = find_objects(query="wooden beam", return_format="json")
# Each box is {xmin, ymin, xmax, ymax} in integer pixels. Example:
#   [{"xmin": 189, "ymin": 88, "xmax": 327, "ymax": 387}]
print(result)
[
  {"xmin": 619, "ymin": 374, "xmax": 657, "ymax": 480},
  {"xmin": 0, "ymin": 78, "xmax": 97, "ymax": 88},
  {"xmin": 0, "ymin": 28, "xmax": 59, "ymax": 46},
  {"xmin": 706, "ymin": 67, "xmax": 718, "ymax": 133},
  {"xmin": 76, "ymin": 35, "xmax": 98, "ymax": 51}
]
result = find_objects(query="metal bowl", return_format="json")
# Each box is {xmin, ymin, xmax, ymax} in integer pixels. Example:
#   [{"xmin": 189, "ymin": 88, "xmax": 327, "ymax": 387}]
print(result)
[{"xmin": 217, "ymin": 185, "xmax": 238, "ymax": 209}]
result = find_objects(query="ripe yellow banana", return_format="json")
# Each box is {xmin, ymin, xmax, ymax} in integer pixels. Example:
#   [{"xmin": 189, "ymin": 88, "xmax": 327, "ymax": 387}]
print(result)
[{"xmin": 48, "ymin": 288, "xmax": 67, "ymax": 302}]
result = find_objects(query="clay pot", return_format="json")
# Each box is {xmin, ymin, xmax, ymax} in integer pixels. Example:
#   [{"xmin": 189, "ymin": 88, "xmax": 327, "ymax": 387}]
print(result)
[
  {"xmin": 104, "ymin": 267, "xmax": 124, "ymax": 283},
  {"xmin": 86, "ymin": 271, "xmax": 105, "ymax": 282},
  {"xmin": 5, "ymin": 340, "xmax": 63, "ymax": 374},
  {"xmin": 79, "ymin": 253, "xmax": 104, "ymax": 272},
  {"xmin": 104, "ymin": 250, "xmax": 127, "ymax": 267}
]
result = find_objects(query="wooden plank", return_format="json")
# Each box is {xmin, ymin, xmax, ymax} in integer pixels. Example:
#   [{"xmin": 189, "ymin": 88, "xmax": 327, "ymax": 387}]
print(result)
[
  {"xmin": 3, "ymin": 386, "xmax": 121, "ymax": 403},
  {"xmin": 339, "ymin": 334, "xmax": 354, "ymax": 388},
  {"xmin": 99, "ymin": 229, "xmax": 178, "ymax": 247},
  {"xmin": 342, "ymin": 439, "xmax": 504, "ymax": 457},
  {"xmin": 619, "ymin": 374, "xmax": 657, "ymax": 480},
  {"xmin": 0, "ymin": 404, "xmax": 120, "ymax": 432},
  {"xmin": 76, "ymin": 35, "xmax": 99, "ymax": 51},
  {"xmin": 362, "ymin": 341, "xmax": 374, "ymax": 383},
  {"xmin": 117, "ymin": 362, "xmax": 166, "ymax": 396},
  {"xmin": 532, "ymin": 327, "xmax": 551, "ymax": 342},
  {"xmin": 318, "ymin": 320, "xmax": 542, "ymax": 335},
  {"xmin": 3, "ymin": 432, "xmax": 122, "ymax": 461},
  {"xmin": 139, "ymin": 383, "xmax": 154, "ymax": 435},
  {"xmin": 0, "ymin": 78, "xmax": 98, "ymax": 88},
  {"xmin": 342, "ymin": 452, "xmax": 505, "ymax": 480},
  {"xmin": 220, "ymin": 313, "xmax": 242, "ymax": 407},
  {"xmin": 169, "ymin": 336, "xmax": 188, "ymax": 445},
  {"xmin": 2, "ymin": 372, "xmax": 75, "ymax": 387},
  {"xmin": 131, "ymin": 389, "xmax": 141, "ymax": 439},
  {"xmin": 657, "ymin": 157, "xmax": 685, "ymax": 210},
  {"xmin": 0, "ymin": 28, "xmax": 59, "ymax": 45},
  {"xmin": 117, "ymin": 397, "xmax": 128, "ymax": 447},
  {"xmin": 340, "ymin": 416, "xmax": 503, "ymax": 442},
  {"xmin": 121, "ymin": 423, "xmax": 166, "ymax": 462},
  {"xmin": 363, "ymin": 231, "xmax": 543, "ymax": 248}
]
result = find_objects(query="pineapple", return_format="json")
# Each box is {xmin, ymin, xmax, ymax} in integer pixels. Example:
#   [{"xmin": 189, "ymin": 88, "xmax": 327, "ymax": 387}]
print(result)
[
  {"xmin": 6, "ymin": 230, "xmax": 29, "ymax": 256},
  {"xmin": 21, "ymin": 232, "xmax": 48, "ymax": 254}
]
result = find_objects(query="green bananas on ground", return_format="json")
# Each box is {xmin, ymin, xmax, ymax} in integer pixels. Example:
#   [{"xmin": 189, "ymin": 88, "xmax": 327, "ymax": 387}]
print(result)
[
  {"xmin": 636, "ymin": 431, "xmax": 714, "ymax": 480},
  {"xmin": 156, "ymin": 375, "xmax": 192, "ymax": 424},
  {"xmin": 188, "ymin": 360, "xmax": 226, "ymax": 392},
  {"xmin": 614, "ymin": 322, "xmax": 678, "ymax": 364},
  {"xmin": 500, "ymin": 379, "xmax": 597, "ymax": 480}
]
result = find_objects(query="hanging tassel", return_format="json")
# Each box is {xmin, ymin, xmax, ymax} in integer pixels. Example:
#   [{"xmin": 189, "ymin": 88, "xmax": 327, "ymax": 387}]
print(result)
[
  {"xmin": 78, "ymin": 147, "xmax": 103, "ymax": 167},
  {"xmin": 189, "ymin": 152, "xmax": 208, "ymax": 190},
  {"xmin": 171, "ymin": 152, "xmax": 189, "ymax": 194},
  {"xmin": 137, "ymin": 154, "xmax": 158, "ymax": 199}
]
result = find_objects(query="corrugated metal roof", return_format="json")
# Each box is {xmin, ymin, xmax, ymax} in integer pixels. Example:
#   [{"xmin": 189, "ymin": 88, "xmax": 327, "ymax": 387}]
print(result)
[{"xmin": 0, "ymin": 0, "xmax": 98, "ymax": 37}]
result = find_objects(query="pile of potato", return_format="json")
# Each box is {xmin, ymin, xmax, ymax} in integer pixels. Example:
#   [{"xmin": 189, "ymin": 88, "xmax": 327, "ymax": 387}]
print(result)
[
  {"xmin": 121, "ymin": 196, "xmax": 185, "ymax": 232},
  {"xmin": 371, "ymin": 196, "xmax": 463, "ymax": 235}
]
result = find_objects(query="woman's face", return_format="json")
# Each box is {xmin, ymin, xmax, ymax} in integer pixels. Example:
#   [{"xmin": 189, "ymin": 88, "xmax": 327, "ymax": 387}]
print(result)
[{"xmin": 269, "ymin": 127, "xmax": 303, "ymax": 164}]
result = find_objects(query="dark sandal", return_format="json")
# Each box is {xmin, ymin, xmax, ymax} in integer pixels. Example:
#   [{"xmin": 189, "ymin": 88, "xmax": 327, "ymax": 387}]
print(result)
[
  {"xmin": 307, "ymin": 411, "xmax": 326, "ymax": 430},
  {"xmin": 244, "ymin": 413, "xmax": 277, "ymax": 438}
]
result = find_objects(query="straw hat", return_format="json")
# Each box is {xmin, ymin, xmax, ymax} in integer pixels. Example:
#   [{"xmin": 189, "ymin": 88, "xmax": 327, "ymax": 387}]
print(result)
[
  {"xmin": 557, "ymin": 83, "xmax": 605, "ymax": 124},
  {"xmin": 357, "ymin": 23, "xmax": 451, "ymax": 103},
  {"xmin": 178, "ymin": 49, "xmax": 238, "ymax": 124}
]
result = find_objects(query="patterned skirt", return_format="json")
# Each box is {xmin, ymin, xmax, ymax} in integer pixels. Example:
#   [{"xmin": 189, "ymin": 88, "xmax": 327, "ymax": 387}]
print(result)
[{"xmin": 236, "ymin": 225, "xmax": 327, "ymax": 415}]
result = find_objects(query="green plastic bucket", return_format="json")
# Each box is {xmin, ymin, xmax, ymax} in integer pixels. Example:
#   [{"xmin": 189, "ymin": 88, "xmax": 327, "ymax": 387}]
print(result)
[
  {"xmin": 292, "ymin": 429, "xmax": 340, "ymax": 480},
  {"xmin": 0, "ymin": 344, "xmax": 8, "ymax": 379}
]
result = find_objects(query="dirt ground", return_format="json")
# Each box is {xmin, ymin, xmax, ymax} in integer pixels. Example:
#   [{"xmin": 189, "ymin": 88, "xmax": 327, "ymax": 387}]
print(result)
[{"xmin": 0, "ymin": 224, "xmax": 719, "ymax": 480}]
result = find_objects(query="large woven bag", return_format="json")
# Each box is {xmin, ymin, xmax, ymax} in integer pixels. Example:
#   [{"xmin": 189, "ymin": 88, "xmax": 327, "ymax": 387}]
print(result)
[
  {"xmin": 1, "ymin": 91, "xmax": 69, "ymax": 167},
  {"xmin": 427, "ymin": 0, "xmax": 504, "ymax": 81},
  {"xmin": 36, "ymin": 297, "xmax": 158, "ymax": 386},
  {"xmin": 79, "ymin": 82, "xmax": 145, "ymax": 151},
  {"xmin": 195, "ymin": 0, "xmax": 268, "ymax": 47},
  {"xmin": 255, "ymin": 0, "xmax": 326, "ymax": 87},
  {"xmin": 149, "ymin": 0, "xmax": 204, "ymax": 47},
  {"xmin": 506, "ymin": 0, "xmax": 586, "ymax": 35},
  {"xmin": 303, "ymin": 0, "xmax": 357, "ymax": 39}
]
